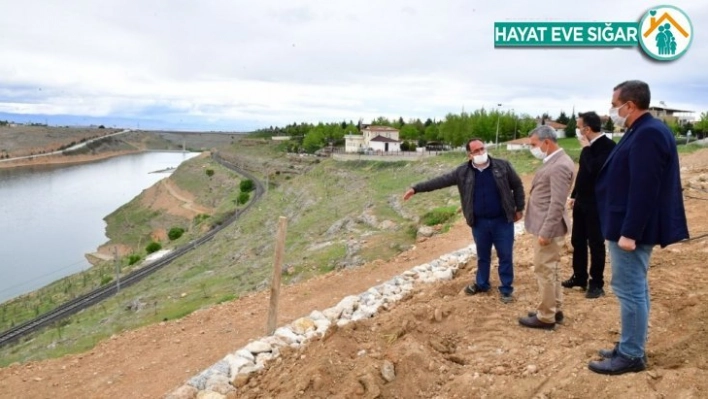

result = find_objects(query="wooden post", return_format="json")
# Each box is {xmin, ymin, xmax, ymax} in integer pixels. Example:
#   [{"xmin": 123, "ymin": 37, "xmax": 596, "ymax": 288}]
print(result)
[{"xmin": 266, "ymin": 216, "xmax": 288, "ymax": 335}]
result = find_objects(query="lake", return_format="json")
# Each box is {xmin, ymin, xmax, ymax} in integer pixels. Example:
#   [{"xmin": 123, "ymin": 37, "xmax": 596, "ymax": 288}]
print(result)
[{"xmin": 0, "ymin": 151, "xmax": 200, "ymax": 303}]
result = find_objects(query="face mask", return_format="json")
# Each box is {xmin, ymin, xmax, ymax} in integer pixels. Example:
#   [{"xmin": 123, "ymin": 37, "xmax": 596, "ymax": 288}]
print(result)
[
  {"xmin": 472, "ymin": 152, "xmax": 488, "ymax": 164},
  {"xmin": 609, "ymin": 103, "xmax": 628, "ymax": 127},
  {"xmin": 530, "ymin": 144, "xmax": 546, "ymax": 160},
  {"xmin": 575, "ymin": 128, "xmax": 583, "ymax": 139}
]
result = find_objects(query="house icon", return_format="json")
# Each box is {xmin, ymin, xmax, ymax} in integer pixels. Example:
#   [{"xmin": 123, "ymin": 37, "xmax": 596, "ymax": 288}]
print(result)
[{"xmin": 643, "ymin": 11, "xmax": 689, "ymax": 38}]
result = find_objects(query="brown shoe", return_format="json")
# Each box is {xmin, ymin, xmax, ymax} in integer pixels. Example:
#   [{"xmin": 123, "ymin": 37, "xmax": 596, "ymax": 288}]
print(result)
[{"xmin": 518, "ymin": 315, "xmax": 555, "ymax": 330}]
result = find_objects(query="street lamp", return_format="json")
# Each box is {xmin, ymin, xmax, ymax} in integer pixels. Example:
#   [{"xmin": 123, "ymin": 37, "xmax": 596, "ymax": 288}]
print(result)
[{"xmin": 495, "ymin": 103, "xmax": 502, "ymax": 148}]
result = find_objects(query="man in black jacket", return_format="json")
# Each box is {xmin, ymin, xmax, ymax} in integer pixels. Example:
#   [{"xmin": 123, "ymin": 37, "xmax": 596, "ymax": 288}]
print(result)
[
  {"xmin": 403, "ymin": 138, "xmax": 525, "ymax": 303},
  {"xmin": 562, "ymin": 111, "xmax": 616, "ymax": 298}
]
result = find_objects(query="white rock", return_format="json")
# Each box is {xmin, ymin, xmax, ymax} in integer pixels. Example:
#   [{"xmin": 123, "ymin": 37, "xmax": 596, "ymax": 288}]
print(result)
[
  {"xmin": 232, "ymin": 350, "xmax": 253, "ymax": 363},
  {"xmin": 239, "ymin": 363, "xmax": 264, "ymax": 375},
  {"xmin": 335, "ymin": 295, "xmax": 360, "ymax": 315},
  {"xmin": 336, "ymin": 319, "xmax": 351, "ymax": 328},
  {"xmin": 261, "ymin": 335, "xmax": 289, "ymax": 348},
  {"xmin": 244, "ymin": 341, "xmax": 272, "ymax": 354},
  {"xmin": 196, "ymin": 391, "xmax": 226, "ymax": 399},
  {"xmin": 223, "ymin": 354, "xmax": 254, "ymax": 377},
  {"xmin": 314, "ymin": 319, "xmax": 331, "ymax": 332},
  {"xmin": 322, "ymin": 307, "xmax": 342, "ymax": 322},
  {"xmin": 433, "ymin": 269, "xmax": 454, "ymax": 281},
  {"xmin": 255, "ymin": 352, "xmax": 275, "ymax": 366},
  {"xmin": 274, "ymin": 327, "xmax": 301, "ymax": 345},
  {"xmin": 205, "ymin": 374, "xmax": 234, "ymax": 395},
  {"xmin": 291, "ymin": 317, "xmax": 316, "ymax": 335},
  {"xmin": 309, "ymin": 310, "xmax": 326, "ymax": 321}
]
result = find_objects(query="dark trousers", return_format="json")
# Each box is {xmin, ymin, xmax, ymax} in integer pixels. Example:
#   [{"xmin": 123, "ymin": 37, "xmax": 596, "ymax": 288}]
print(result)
[
  {"xmin": 471, "ymin": 216, "xmax": 515, "ymax": 295},
  {"xmin": 571, "ymin": 201, "xmax": 606, "ymax": 288}
]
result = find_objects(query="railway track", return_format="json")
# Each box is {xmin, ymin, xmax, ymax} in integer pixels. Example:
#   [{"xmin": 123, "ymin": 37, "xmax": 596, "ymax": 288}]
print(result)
[{"xmin": 0, "ymin": 152, "xmax": 264, "ymax": 348}]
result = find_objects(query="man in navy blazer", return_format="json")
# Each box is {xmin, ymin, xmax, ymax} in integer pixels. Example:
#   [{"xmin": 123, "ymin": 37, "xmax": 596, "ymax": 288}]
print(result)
[{"xmin": 589, "ymin": 80, "xmax": 689, "ymax": 375}]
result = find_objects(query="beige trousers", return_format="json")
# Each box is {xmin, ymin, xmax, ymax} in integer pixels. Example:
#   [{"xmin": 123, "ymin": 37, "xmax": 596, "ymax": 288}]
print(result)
[{"xmin": 533, "ymin": 236, "xmax": 565, "ymax": 324}]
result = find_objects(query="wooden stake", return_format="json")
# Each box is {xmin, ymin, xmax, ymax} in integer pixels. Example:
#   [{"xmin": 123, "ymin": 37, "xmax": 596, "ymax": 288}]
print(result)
[{"xmin": 266, "ymin": 216, "xmax": 288, "ymax": 335}]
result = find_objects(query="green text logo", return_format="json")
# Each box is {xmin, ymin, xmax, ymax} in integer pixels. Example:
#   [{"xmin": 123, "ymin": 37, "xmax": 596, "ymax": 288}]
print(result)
[{"xmin": 494, "ymin": 5, "xmax": 692, "ymax": 61}]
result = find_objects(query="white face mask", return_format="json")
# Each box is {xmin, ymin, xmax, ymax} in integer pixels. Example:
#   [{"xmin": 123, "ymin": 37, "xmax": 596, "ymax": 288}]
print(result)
[
  {"xmin": 530, "ymin": 145, "xmax": 546, "ymax": 160},
  {"xmin": 609, "ymin": 103, "xmax": 628, "ymax": 127},
  {"xmin": 575, "ymin": 128, "xmax": 582, "ymax": 138},
  {"xmin": 472, "ymin": 152, "xmax": 488, "ymax": 164}
]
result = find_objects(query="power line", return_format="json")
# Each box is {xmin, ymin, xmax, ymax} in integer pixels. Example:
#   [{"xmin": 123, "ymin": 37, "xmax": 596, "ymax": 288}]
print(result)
[{"xmin": 0, "ymin": 259, "xmax": 90, "ymax": 296}]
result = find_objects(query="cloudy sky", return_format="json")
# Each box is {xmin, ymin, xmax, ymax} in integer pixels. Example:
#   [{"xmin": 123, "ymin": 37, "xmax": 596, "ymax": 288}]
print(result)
[{"xmin": 1, "ymin": 0, "xmax": 706, "ymax": 131}]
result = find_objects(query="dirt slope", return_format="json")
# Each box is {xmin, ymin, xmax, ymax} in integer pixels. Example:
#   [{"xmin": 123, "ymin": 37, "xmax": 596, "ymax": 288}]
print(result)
[{"xmin": 1, "ymin": 151, "xmax": 707, "ymax": 399}]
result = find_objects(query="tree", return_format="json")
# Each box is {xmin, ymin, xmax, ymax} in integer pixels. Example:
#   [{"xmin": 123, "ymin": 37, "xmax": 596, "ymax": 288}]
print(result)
[
  {"xmin": 424, "ymin": 124, "xmax": 440, "ymax": 142},
  {"xmin": 694, "ymin": 111, "xmax": 708, "ymax": 135},
  {"xmin": 564, "ymin": 112, "xmax": 577, "ymax": 138},
  {"xmin": 603, "ymin": 117, "xmax": 615, "ymax": 132},
  {"xmin": 399, "ymin": 125, "xmax": 418, "ymax": 140},
  {"xmin": 240, "ymin": 179, "xmax": 255, "ymax": 192},
  {"xmin": 556, "ymin": 111, "xmax": 569, "ymax": 125}
]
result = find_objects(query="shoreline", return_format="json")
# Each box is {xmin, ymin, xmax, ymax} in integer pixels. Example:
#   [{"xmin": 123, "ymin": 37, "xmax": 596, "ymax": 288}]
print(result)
[{"xmin": 0, "ymin": 149, "xmax": 143, "ymax": 170}]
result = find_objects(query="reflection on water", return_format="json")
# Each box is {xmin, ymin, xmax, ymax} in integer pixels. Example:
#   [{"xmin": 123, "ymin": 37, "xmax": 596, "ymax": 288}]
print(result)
[{"xmin": 0, "ymin": 152, "xmax": 200, "ymax": 303}]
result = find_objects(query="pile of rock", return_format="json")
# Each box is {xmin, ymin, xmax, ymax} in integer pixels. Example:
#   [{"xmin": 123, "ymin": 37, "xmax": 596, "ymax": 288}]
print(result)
[{"xmin": 165, "ymin": 222, "xmax": 525, "ymax": 398}]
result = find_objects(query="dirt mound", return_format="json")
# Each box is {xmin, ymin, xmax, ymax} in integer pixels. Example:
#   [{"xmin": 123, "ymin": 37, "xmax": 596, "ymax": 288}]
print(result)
[{"xmin": 234, "ymin": 227, "xmax": 708, "ymax": 399}]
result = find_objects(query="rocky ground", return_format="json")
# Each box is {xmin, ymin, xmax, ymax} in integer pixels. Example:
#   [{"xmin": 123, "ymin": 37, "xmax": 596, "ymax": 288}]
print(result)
[{"xmin": 1, "ymin": 150, "xmax": 707, "ymax": 399}]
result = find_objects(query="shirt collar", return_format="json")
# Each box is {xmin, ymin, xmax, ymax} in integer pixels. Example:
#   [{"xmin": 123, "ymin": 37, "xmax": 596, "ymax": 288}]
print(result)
[{"xmin": 543, "ymin": 148, "xmax": 563, "ymax": 163}]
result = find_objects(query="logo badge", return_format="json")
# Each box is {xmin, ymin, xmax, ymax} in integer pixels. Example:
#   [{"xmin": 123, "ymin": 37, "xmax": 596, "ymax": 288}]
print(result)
[{"xmin": 638, "ymin": 5, "xmax": 693, "ymax": 61}]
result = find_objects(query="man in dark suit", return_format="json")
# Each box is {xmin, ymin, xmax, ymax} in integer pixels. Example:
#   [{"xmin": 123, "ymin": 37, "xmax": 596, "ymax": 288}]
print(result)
[
  {"xmin": 562, "ymin": 111, "xmax": 616, "ymax": 298},
  {"xmin": 589, "ymin": 80, "xmax": 689, "ymax": 375}
]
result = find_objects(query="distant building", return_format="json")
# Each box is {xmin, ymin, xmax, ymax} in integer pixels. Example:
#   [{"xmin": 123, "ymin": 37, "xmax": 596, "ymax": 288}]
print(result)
[
  {"xmin": 648, "ymin": 105, "xmax": 694, "ymax": 125},
  {"xmin": 344, "ymin": 125, "xmax": 401, "ymax": 153},
  {"xmin": 271, "ymin": 135, "xmax": 291, "ymax": 141},
  {"xmin": 535, "ymin": 119, "xmax": 567, "ymax": 138},
  {"xmin": 505, "ymin": 137, "xmax": 531, "ymax": 151}
]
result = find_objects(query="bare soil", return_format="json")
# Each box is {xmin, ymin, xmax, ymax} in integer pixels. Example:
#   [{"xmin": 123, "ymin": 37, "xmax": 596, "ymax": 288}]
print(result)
[{"xmin": 1, "ymin": 151, "xmax": 707, "ymax": 399}]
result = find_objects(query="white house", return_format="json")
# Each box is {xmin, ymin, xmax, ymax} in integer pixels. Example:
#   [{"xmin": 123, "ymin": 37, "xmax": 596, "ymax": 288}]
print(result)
[
  {"xmin": 505, "ymin": 137, "xmax": 531, "ymax": 151},
  {"xmin": 344, "ymin": 125, "xmax": 401, "ymax": 153}
]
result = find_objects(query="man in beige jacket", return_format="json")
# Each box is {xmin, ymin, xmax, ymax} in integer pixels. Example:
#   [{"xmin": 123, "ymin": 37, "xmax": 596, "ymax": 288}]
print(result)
[{"xmin": 519, "ymin": 125, "xmax": 575, "ymax": 330}]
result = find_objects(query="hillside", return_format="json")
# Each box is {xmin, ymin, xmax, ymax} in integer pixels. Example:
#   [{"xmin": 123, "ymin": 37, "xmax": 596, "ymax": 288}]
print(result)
[{"xmin": 0, "ymin": 148, "xmax": 706, "ymax": 398}]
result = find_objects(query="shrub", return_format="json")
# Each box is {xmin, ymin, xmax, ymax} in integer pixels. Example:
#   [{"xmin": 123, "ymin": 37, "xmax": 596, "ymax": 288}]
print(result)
[
  {"xmin": 100, "ymin": 275, "xmax": 113, "ymax": 286},
  {"xmin": 205, "ymin": 169, "xmax": 215, "ymax": 177},
  {"xmin": 168, "ymin": 227, "xmax": 185, "ymax": 240},
  {"xmin": 237, "ymin": 192, "xmax": 250, "ymax": 205},
  {"xmin": 127, "ymin": 254, "xmax": 141, "ymax": 265},
  {"xmin": 239, "ymin": 179, "xmax": 255, "ymax": 192},
  {"xmin": 145, "ymin": 241, "xmax": 162, "ymax": 254},
  {"xmin": 420, "ymin": 206, "xmax": 459, "ymax": 226}
]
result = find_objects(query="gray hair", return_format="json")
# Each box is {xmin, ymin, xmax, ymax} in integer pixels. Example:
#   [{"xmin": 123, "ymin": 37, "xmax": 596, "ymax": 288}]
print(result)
[{"xmin": 529, "ymin": 125, "xmax": 558, "ymax": 142}]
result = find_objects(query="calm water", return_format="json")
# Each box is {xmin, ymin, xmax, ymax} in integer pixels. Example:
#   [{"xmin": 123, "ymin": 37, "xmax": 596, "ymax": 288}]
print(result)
[{"xmin": 0, "ymin": 152, "xmax": 200, "ymax": 303}]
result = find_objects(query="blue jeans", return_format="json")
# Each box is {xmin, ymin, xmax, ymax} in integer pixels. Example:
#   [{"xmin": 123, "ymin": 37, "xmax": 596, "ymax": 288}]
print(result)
[
  {"xmin": 471, "ymin": 216, "xmax": 515, "ymax": 295},
  {"xmin": 608, "ymin": 240, "xmax": 653, "ymax": 359}
]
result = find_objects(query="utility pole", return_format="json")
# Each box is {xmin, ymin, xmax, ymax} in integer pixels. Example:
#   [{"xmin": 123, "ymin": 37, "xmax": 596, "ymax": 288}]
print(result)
[{"xmin": 114, "ymin": 247, "xmax": 121, "ymax": 292}]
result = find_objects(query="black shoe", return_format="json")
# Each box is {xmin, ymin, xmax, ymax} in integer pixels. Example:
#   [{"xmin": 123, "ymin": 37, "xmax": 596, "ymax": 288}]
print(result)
[
  {"xmin": 464, "ymin": 284, "xmax": 489, "ymax": 296},
  {"xmin": 527, "ymin": 311, "xmax": 564, "ymax": 323},
  {"xmin": 561, "ymin": 276, "xmax": 587, "ymax": 290},
  {"xmin": 589, "ymin": 352, "xmax": 646, "ymax": 375},
  {"xmin": 586, "ymin": 286, "xmax": 605, "ymax": 299},
  {"xmin": 518, "ymin": 315, "xmax": 555, "ymax": 330},
  {"xmin": 599, "ymin": 343, "xmax": 648, "ymax": 364}
]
